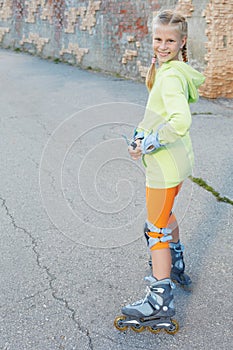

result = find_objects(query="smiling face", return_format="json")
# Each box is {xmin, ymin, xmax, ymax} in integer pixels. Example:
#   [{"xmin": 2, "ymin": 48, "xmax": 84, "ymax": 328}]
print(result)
[{"xmin": 153, "ymin": 24, "xmax": 187, "ymax": 65}]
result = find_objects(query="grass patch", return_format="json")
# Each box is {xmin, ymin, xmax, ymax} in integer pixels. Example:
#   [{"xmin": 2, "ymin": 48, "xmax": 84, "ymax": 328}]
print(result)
[
  {"xmin": 191, "ymin": 112, "xmax": 213, "ymax": 115},
  {"xmin": 189, "ymin": 176, "xmax": 233, "ymax": 205},
  {"xmin": 53, "ymin": 58, "xmax": 62, "ymax": 64},
  {"xmin": 14, "ymin": 48, "xmax": 22, "ymax": 53}
]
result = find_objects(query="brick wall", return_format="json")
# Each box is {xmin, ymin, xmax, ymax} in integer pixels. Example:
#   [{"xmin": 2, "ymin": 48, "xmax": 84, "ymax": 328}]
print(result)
[
  {"xmin": 199, "ymin": 0, "xmax": 233, "ymax": 98},
  {"xmin": 0, "ymin": 0, "xmax": 232, "ymax": 98}
]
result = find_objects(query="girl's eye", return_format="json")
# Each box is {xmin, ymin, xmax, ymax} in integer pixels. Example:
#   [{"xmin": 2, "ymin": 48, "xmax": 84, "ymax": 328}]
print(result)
[
  {"xmin": 154, "ymin": 38, "xmax": 161, "ymax": 41},
  {"xmin": 168, "ymin": 39, "xmax": 175, "ymax": 43}
]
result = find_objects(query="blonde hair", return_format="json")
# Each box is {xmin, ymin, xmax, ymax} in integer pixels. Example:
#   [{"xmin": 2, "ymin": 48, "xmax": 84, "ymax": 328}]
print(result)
[{"xmin": 146, "ymin": 10, "xmax": 188, "ymax": 91}]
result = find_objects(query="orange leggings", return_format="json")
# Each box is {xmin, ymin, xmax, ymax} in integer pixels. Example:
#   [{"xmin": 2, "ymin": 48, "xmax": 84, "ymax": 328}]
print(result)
[{"xmin": 146, "ymin": 183, "xmax": 182, "ymax": 250}]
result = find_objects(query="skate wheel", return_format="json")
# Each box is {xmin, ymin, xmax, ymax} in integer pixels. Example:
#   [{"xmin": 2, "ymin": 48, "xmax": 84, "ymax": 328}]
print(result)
[
  {"xmin": 131, "ymin": 324, "xmax": 145, "ymax": 333},
  {"xmin": 164, "ymin": 319, "xmax": 179, "ymax": 335},
  {"xmin": 148, "ymin": 325, "xmax": 161, "ymax": 334},
  {"xmin": 114, "ymin": 316, "xmax": 128, "ymax": 331}
]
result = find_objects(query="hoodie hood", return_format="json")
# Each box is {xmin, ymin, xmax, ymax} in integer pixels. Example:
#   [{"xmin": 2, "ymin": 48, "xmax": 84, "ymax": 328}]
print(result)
[{"xmin": 160, "ymin": 61, "xmax": 205, "ymax": 103}]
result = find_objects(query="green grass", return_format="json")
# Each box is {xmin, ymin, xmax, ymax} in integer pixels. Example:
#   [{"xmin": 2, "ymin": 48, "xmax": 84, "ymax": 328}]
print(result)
[
  {"xmin": 189, "ymin": 176, "xmax": 233, "ymax": 205},
  {"xmin": 13, "ymin": 48, "xmax": 22, "ymax": 53},
  {"xmin": 191, "ymin": 112, "xmax": 213, "ymax": 115},
  {"xmin": 53, "ymin": 58, "xmax": 62, "ymax": 64}
]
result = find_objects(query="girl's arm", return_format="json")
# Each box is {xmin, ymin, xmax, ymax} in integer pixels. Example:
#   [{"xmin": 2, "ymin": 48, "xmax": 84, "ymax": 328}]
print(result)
[{"xmin": 158, "ymin": 75, "xmax": 192, "ymax": 145}]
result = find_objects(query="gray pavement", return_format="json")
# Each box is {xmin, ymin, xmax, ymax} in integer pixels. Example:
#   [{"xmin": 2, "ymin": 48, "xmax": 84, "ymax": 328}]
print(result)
[{"xmin": 0, "ymin": 49, "xmax": 233, "ymax": 350}]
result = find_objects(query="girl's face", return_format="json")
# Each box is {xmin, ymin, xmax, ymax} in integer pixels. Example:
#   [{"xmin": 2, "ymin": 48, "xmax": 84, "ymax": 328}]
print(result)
[{"xmin": 153, "ymin": 24, "xmax": 186, "ymax": 65}]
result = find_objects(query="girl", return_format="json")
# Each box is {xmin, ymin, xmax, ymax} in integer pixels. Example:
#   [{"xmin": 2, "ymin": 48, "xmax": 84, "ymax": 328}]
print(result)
[{"xmin": 115, "ymin": 10, "xmax": 205, "ymax": 333}]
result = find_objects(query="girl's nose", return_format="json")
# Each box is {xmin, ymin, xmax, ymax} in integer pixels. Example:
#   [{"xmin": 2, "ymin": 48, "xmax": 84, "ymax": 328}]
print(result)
[{"xmin": 159, "ymin": 41, "xmax": 167, "ymax": 50}]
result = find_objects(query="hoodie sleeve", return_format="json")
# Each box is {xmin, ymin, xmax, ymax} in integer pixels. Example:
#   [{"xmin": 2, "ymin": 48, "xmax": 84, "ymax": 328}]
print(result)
[{"xmin": 157, "ymin": 74, "xmax": 192, "ymax": 145}]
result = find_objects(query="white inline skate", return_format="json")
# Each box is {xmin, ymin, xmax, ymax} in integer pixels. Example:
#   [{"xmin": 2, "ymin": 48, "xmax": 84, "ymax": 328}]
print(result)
[{"xmin": 114, "ymin": 276, "xmax": 179, "ymax": 334}]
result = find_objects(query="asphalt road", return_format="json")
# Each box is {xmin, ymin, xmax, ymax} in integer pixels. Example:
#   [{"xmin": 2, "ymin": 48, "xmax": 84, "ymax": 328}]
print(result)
[{"xmin": 0, "ymin": 49, "xmax": 233, "ymax": 350}]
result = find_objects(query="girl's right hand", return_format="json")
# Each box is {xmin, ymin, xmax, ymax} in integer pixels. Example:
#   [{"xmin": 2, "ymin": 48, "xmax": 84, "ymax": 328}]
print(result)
[{"xmin": 128, "ymin": 139, "xmax": 142, "ymax": 160}]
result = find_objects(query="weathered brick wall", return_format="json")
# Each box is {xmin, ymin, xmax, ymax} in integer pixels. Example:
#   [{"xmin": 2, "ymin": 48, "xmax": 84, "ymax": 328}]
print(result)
[
  {"xmin": 0, "ymin": 0, "xmax": 232, "ymax": 98},
  {"xmin": 199, "ymin": 0, "xmax": 233, "ymax": 98}
]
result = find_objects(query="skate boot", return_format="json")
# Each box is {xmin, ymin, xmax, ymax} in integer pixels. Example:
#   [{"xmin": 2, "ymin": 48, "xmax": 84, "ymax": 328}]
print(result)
[
  {"xmin": 114, "ymin": 276, "xmax": 179, "ymax": 334},
  {"xmin": 170, "ymin": 241, "xmax": 192, "ymax": 291}
]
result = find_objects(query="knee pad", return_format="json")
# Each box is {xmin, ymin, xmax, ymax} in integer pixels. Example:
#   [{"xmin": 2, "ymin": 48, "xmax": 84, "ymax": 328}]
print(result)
[{"xmin": 144, "ymin": 221, "xmax": 173, "ymax": 251}]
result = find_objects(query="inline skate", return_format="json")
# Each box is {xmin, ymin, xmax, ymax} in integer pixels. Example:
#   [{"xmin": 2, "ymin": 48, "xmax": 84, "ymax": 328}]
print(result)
[{"xmin": 114, "ymin": 276, "xmax": 179, "ymax": 334}]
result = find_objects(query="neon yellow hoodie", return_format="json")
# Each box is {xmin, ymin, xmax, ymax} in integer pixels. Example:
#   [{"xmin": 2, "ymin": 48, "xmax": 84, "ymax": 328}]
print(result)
[{"xmin": 137, "ymin": 60, "xmax": 205, "ymax": 188}]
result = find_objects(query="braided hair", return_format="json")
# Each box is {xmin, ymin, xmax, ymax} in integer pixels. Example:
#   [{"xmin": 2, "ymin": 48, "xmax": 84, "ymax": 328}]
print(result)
[
  {"xmin": 146, "ymin": 10, "xmax": 188, "ymax": 91},
  {"xmin": 181, "ymin": 43, "xmax": 188, "ymax": 63}
]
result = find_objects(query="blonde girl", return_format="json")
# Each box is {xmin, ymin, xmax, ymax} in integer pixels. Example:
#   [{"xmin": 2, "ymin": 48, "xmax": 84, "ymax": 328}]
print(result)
[{"xmin": 115, "ymin": 9, "xmax": 205, "ymax": 333}]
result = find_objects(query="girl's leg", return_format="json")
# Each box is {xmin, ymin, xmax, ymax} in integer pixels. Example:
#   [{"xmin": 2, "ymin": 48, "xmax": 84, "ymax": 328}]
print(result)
[
  {"xmin": 167, "ymin": 182, "xmax": 182, "ymax": 243},
  {"xmin": 146, "ymin": 185, "xmax": 181, "ymax": 280},
  {"xmin": 116, "ymin": 186, "xmax": 181, "ymax": 333},
  {"xmin": 151, "ymin": 248, "xmax": 171, "ymax": 280},
  {"xmin": 168, "ymin": 213, "xmax": 179, "ymax": 243}
]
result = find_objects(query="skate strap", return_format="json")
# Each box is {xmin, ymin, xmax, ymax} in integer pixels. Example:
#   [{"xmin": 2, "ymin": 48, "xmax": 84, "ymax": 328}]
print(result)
[
  {"xmin": 145, "ymin": 276, "xmax": 175, "ymax": 289},
  {"xmin": 169, "ymin": 241, "xmax": 185, "ymax": 253}
]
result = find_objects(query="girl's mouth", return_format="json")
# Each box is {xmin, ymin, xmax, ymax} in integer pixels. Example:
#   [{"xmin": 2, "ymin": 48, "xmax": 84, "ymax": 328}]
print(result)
[{"xmin": 158, "ymin": 52, "xmax": 170, "ymax": 57}]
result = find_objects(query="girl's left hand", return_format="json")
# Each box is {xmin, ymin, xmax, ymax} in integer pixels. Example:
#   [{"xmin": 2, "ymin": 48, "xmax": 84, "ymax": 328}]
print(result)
[{"xmin": 128, "ymin": 139, "xmax": 142, "ymax": 160}]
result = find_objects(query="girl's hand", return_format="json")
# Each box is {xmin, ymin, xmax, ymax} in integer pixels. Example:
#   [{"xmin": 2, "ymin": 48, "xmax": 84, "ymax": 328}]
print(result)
[{"xmin": 128, "ymin": 139, "xmax": 142, "ymax": 160}]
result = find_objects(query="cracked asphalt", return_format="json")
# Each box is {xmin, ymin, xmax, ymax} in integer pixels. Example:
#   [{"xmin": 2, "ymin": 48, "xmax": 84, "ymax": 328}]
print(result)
[{"xmin": 0, "ymin": 49, "xmax": 233, "ymax": 350}]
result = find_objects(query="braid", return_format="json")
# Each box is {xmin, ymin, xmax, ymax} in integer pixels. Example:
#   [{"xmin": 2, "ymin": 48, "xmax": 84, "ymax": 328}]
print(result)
[
  {"xmin": 181, "ymin": 43, "xmax": 188, "ymax": 62},
  {"xmin": 146, "ymin": 55, "xmax": 156, "ymax": 91}
]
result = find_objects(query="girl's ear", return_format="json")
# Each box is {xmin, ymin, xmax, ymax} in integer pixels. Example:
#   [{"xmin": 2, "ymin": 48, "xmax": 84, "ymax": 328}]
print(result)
[{"xmin": 180, "ymin": 36, "xmax": 187, "ymax": 49}]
